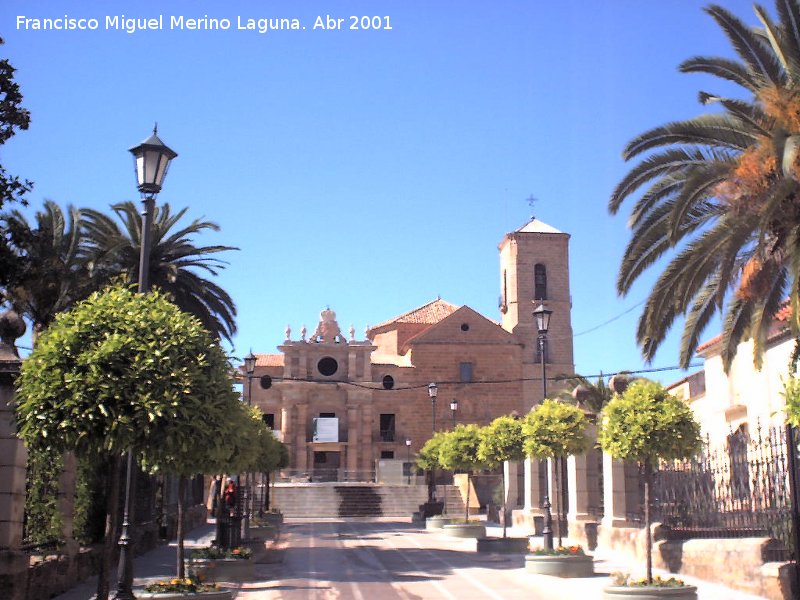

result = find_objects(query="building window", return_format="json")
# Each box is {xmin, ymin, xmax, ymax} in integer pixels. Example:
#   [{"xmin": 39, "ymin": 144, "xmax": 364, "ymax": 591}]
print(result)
[
  {"xmin": 380, "ymin": 414, "xmax": 395, "ymax": 442},
  {"xmin": 534, "ymin": 263, "xmax": 547, "ymax": 300},
  {"xmin": 263, "ymin": 413, "xmax": 275, "ymax": 429},
  {"xmin": 459, "ymin": 362, "xmax": 473, "ymax": 383},
  {"xmin": 320, "ymin": 412, "xmax": 335, "ymax": 418},
  {"xmin": 380, "ymin": 450, "xmax": 395, "ymax": 459},
  {"xmin": 318, "ymin": 356, "xmax": 338, "ymax": 376}
]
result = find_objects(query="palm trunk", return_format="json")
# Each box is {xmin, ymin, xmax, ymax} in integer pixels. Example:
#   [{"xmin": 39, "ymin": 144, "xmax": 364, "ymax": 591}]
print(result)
[
  {"xmin": 464, "ymin": 472, "xmax": 471, "ymax": 523},
  {"xmin": 644, "ymin": 462, "xmax": 653, "ymax": 585},
  {"xmin": 96, "ymin": 454, "xmax": 122, "ymax": 600},
  {"xmin": 177, "ymin": 475, "xmax": 187, "ymax": 579}
]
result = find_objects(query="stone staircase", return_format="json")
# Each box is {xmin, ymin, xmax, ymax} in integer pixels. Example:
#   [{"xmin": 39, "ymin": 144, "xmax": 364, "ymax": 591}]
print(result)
[
  {"xmin": 439, "ymin": 484, "xmax": 467, "ymax": 517},
  {"xmin": 273, "ymin": 483, "xmax": 428, "ymax": 518}
]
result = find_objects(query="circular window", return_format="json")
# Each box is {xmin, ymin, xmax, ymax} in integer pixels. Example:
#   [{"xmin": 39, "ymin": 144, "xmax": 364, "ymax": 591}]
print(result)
[
  {"xmin": 382, "ymin": 375, "xmax": 395, "ymax": 390},
  {"xmin": 317, "ymin": 356, "xmax": 338, "ymax": 376},
  {"xmin": 461, "ymin": 323, "xmax": 470, "ymax": 332}
]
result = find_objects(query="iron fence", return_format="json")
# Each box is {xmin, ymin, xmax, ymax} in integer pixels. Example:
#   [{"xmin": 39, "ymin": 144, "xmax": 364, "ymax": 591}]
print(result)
[{"xmin": 651, "ymin": 421, "xmax": 796, "ymax": 561}]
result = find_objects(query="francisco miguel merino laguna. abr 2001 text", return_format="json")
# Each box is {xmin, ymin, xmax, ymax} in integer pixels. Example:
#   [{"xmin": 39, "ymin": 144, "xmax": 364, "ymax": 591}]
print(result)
[{"xmin": 15, "ymin": 14, "xmax": 394, "ymax": 34}]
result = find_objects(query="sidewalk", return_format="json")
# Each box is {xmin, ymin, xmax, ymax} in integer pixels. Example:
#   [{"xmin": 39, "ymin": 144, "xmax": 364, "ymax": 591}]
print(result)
[
  {"xmin": 482, "ymin": 522, "xmax": 770, "ymax": 600},
  {"xmin": 53, "ymin": 524, "xmax": 219, "ymax": 600}
]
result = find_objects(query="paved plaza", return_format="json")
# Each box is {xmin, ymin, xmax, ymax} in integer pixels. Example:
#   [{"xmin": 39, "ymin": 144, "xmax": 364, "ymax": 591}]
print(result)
[{"xmin": 54, "ymin": 518, "xmax": 770, "ymax": 599}]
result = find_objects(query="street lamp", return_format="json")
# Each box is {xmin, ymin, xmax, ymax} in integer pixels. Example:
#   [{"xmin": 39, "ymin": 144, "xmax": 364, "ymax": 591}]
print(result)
[
  {"xmin": 427, "ymin": 382, "xmax": 438, "ymax": 504},
  {"xmin": 405, "ymin": 438, "xmax": 412, "ymax": 485},
  {"xmin": 243, "ymin": 350, "xmax": 256, "ymax": 533},
  {"xmin": 450, "ymin": 398, "xmax": 458, "ymax": 428},
  {"xmin": 113, "ymin": 126, "xmax": 177, "ymax": 600},
  {"xmin": 532, "ymin": 302, "xmax": 555, "ymax": 550}
]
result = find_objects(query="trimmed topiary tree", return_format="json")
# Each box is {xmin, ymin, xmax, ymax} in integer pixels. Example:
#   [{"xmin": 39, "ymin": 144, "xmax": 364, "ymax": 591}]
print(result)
[
  {"xmin": 523, "ymin": 399, "xmax": 590, "ymax": 546},
  {"xmin": 598, "ymin": 380, "xmax": 702, "ymax": 585},
  {"xmin": 477, "ymin": 415, "xmax": 525, "ymax": 538},
  {"xmin": 438, "ymin": 424, "xmax": 486, "ymax": 523},
  {"xmin": 15, "ymin": 284, "xmax": 239, "ymax": 599}
]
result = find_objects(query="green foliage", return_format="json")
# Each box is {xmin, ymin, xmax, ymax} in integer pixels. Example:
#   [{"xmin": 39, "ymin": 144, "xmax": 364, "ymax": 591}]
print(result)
[
  {"xmin": 523, "ymin": 399, "xmax": 590, "ymax": 459},
  {"xmin": 598, "ymin": 380, "xmax": 702, "ymax": 466},
  {"xmin": 783, "ymin": 376, "xmax": 800, "ymax": 426},
  {"xmin": 438, "ymin": 424, "xmax": 485, "ymax": 473},
  {"xmin": 73, "ymin": 454, "xmax": 109, "ymax": 544},
  {"xmin": 416, "ymin": 431, "xmax": 447, "ymax": 471},
  {"xmin": 0, "ymin": 37, "xmax": 31, "ymax": 210},
  {"xmin": 15, "ymin": 284, "xmax": 240, "ymax": 463},
  {"xmin": 24, "ymin": 447, "xmax": 63, "ymax": 545},
  {"xmin": 477, "ymin": 415, "xmax": 525, "ymax": 467}
]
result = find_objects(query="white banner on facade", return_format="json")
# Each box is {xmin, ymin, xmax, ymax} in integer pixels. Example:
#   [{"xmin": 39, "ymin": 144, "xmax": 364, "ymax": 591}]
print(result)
[{"xmin": 313, "ymin": 417, "xmax": 339, "ymax": 442}]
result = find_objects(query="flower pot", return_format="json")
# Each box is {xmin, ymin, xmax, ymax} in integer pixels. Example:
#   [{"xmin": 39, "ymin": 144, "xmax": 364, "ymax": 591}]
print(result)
[
  {"xmin": 187, "ymin": 557, "xmax": 255, "ymax": 582},
  {"xmin": 524, "ymin": 553, "xmax": 594, "ymax": 577},
  {"xmin": 602, "ymin": 585, "xmax": 698, "ymax": 600},
  {"xmin": 136, "ymin": 591, "xmax": 232, "ymax": 600},
  {"xmin": 476, "ymin": 537, "xmax": 529, "ymax": 553},
  {"xmin": 425, "ymin": 515, "xmax": 452, "ymax": 530},
  {"xmin": 442, "ymin": 523, "xmax": 486, "ymax": 538}
]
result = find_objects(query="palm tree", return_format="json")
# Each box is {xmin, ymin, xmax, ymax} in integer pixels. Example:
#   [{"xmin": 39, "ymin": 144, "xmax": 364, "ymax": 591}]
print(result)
[
  {"xmin": 82, "ymin": 201, "xmax": 238, "ymax": 342},
  {"xmin": 554, "ymin": 372, "xmax": 632, "ymax": 414},
  {"xmin": 1, "ymin": 200, "xmax": 93, "ymax": 341},
  {"xmin": 609, "ymin": 0, "xmax": 800, "ymax": 370}
]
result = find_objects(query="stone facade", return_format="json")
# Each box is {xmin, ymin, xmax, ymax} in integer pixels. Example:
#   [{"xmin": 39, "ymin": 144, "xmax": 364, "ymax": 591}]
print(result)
[{"xmin": 246, "ymin": 218, "xmax": 575, "ymax": 478}]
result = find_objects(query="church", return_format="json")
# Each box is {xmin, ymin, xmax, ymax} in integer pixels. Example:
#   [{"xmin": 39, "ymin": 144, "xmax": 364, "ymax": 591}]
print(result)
[{"xmin": 245, "ymin": 218, "xmax": 575, "ymax": 480}]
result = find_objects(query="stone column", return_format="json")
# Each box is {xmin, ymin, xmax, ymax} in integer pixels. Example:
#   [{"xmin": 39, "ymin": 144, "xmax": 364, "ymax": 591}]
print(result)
[
  {"xmin": 600, "ymin": 452, "xmax": 639, "ymax": 528},
  {"xmin": 295, "ymin": 404, "xmax": 308, "ymax": 472},
  {"xmin": 360, "ymin": 403, "xmax": 373, "ymax": 479},
  {"xmin": 503, "ymin": 461, "xmax": 519, "ymax": 508},
  {"xmin": 513, "ymin": 457, "xmax": 544, "ymax": 533},
  {"xmin": 281, "ymin": 406, "xmax": 293, "ymax": 467},
  {"xmin": 346, "ymin": 405, "xmax": 359, "ymax": 480},
  {"xmin": 0, "ymin": 311, "xmax": 28, "ymax": 600}
]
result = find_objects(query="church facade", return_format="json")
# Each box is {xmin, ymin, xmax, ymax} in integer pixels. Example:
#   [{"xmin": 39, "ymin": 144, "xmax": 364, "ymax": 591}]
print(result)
[{"xmin": 245, "ymin": 218, "xmax": 575, "ymax": 480}]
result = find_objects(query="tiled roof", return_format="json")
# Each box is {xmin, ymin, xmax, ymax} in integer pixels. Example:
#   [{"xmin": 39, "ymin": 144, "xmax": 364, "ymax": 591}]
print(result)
[
  {"xmin": 369, "ymin": 298, "xmax": 460, "ymax": 330},
  {"xmin": 256, "ymin": 354, "xmax": 284, "ymax": 367},
  {"xmin": 695, "ymin": 300, "xmax": 792, "ymax": 354}
]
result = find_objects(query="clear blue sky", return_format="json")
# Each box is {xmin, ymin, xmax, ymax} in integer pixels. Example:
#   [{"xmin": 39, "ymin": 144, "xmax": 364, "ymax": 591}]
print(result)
[{"xmin": 0, "ymin": 0, "xmax": 758, "ymax": 383}]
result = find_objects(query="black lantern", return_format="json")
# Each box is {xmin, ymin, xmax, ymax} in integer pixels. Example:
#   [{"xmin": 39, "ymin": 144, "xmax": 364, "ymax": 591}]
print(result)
[
  {"xmin": 428, "ymin": 382, "xmax": 438, "ymax": 400},
  {"xmin": 129, "ymin": 125, "xmax": 178, "ymax": 196},
  {"xmin": 244, "ymin": 350, "xmax": 257, "ymax": 377},
  {"xmin": 532, "ymin": 303, "xmax": 552, "ymax": 334}
]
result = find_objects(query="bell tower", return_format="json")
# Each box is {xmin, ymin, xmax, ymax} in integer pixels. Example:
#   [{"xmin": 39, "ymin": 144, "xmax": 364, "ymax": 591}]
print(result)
[{"xmin": 499, "ymin": 218, "xmax": 574, "ymax": 410}]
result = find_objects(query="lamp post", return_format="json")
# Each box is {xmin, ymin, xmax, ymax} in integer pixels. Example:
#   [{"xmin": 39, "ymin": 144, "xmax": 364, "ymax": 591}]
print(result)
[
  {"xmin": 450, "ymin": 399, "xmax": 458, "ymax": 428},
  {"xmin": 113, "ymin": 126, "xmax": 177, "ymax": 600},
  {"xmin": 428, "ymin": 382, "xmax": 438, "ymax": 504},
  {"xmin": 532, "ymin": 302, "xmax": 554, "ymax": 551},
  {"xmin": 405, "ymin": 438, "xmax": 412, "ymax": 485},
  {"xmin": 243, "ymin": 350, "xmax": 256, "ymax": 536}
]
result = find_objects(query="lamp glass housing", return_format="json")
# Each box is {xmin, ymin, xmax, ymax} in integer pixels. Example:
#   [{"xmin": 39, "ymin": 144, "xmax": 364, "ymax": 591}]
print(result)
[
  {"xmin": 428, "ymin": 382, "xmax": 438, "ymax": 399},
  {"xmin": 532, "ymin": 303, "xmax": 553, "ymax": 334}
]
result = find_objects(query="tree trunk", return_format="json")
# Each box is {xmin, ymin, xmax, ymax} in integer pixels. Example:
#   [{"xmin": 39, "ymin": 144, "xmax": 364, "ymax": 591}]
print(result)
[
  {"xmin": 215, "ymin": 474, "xmax": 225, "ymax": 545},
  {"xmin": 465, "ymin": 472, "xmax": 471, "ymax": 523},
  {"xmin": 177, "ymin": 475, "xmax": 187, "ymax": 579},
  {"xmin": 265, "ymin": 472, "xmax": 271, "ymax": 512},
  {"xmin": 644, "ymin": 462, "xmax": 653, "ymax": 585},
  {"xmin": 96, "ymin": 454, "xmax": 122, "ymax": 600}
]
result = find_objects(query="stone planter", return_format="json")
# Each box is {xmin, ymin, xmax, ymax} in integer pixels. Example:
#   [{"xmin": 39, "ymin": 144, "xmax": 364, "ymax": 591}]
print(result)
[
  {"xmin": 525, "ymin": 553, "xmax": 594, "ymax": 577},
  {"xmin": 476, "ymin": 537, "xmax": 529, "ymax": 553},
  {"xmin": 602, "ymin": 586, "xmax": 697, "ymax": 600},
  {"xmin": 442, "ymin": 523, "xmax": 486, "ymax": 538},
  {"xmin": 425, "ymin": 515, "xmax": 452, "ymax": 530},
  {"xmin": 136, "ymin": 591, "xmax": 232, "ymax": 600},
  {"xmin": 187, "ymin": 557, "xmax": 255, "ymax": 582}
]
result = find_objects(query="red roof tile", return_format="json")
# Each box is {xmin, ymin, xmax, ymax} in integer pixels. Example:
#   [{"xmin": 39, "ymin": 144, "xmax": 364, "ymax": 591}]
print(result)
[
  {"xmin": 369, "ymin": 298, "xmax": 460, "ymax": 331},
  {"xmin": 256, "ymin": 354, "xmax": 284, "ymax": 367}
]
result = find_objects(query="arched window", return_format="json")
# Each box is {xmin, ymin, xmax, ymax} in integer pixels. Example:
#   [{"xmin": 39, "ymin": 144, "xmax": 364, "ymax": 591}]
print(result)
[{"xmin": 534, "ymin": 263, "xmax": 547, "ymax": 300}]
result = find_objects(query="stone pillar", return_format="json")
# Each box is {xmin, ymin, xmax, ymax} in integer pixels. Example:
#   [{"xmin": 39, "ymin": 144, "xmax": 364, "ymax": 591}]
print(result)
[
  {"xmin": 295, "ymin": 404, "xmax": 308, "ymax": 472},
  {"xmin": 503, "ymin": 461, "xmax": 519, "ymax": 508},
  {"xmin": 281, "ymin": 406, "xmax": 293, "ymax": 466},
  {"xmin": 346, "ymin": 405, "xmax": 359, "ymax": 479},
  {"xmin": 360, "ymin": 403, "xmax": 373, "ymax": 479},
  {"xmin": 0, "ymin": 311, "xmax": 28, "ymax": 600},
  {"xmin": 512, "ymin": 457, "xmax": 544, "ymax": 533},
  {"xmin": 600, "ymin": 452, "xmax": 639, "ymax": 528}
]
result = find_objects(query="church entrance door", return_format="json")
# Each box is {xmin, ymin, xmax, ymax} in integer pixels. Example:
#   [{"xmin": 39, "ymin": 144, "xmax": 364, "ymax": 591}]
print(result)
[{"xmin": 313, "ymin": 451, "xmax": 341, "ymax": 482}]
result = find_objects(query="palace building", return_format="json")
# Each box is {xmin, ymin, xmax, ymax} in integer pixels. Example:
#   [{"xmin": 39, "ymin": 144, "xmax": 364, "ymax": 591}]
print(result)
[{"xmin": 245, "ymin": 218, "xmax": 575, "ymax": 480}]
